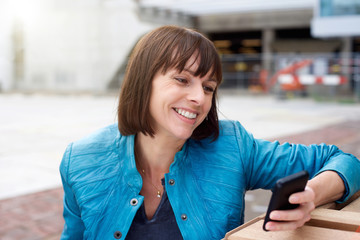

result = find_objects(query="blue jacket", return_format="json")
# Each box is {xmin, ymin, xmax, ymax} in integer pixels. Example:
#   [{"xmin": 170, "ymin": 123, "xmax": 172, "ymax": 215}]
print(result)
[{"xmin": 60, "ymin": 120, "xmax": 360, "ymax": 240}]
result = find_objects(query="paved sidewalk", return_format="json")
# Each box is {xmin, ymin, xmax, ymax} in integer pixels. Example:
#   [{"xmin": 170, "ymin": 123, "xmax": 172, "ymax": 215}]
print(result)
[
  {"xmin": 1, "ymin": 119, "xmax": 360, "ymax": 239},
  {"xmin": 0, "ymin": 188, "xmax": 63, "ymax": 240},
  {"xmin": 275, "ymin": 120, "xmax": 360, "ymax": 159},
  {"xmin": 2, "ymin": 93, "xmax": 360, "ymax": 200}
]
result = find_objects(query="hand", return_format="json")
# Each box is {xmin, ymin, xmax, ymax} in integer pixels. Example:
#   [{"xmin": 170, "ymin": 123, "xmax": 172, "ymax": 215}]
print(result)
[{"xmin": 264, "ymin": 186, "xmax": 316, "ymax": 231}]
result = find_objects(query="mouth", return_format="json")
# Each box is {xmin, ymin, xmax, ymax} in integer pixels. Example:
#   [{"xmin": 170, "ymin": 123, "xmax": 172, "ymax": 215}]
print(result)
[{"xmin": 174, "ymin": 108, "xmax": 198, "ymax": 119}]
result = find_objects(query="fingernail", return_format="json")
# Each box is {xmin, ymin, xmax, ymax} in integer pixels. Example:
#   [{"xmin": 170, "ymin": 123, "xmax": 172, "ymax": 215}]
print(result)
[
  {"xmin": 290, "ymin": 196, "xmax": 299, "ymax": 203},
  {"xmin": 266, "ymin": 223, "xmax": 275, "ymax": 231},
  {"xmin": 270, "ymin": 212, "xmax": 280, "ymax": 220}
]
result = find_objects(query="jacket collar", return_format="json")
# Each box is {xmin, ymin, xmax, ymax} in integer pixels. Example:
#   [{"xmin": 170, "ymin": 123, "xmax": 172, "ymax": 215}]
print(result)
[
  {"xmin": 121, "ymin": 134, "xmax": 189, "ymax": 193},
  {"xmin": 121, "ymin": 134, "xmax": 142, "ymax": 193}
]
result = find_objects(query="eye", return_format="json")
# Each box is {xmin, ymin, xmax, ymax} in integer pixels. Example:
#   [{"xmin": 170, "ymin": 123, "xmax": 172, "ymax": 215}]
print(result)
[
  {"xmin": 175, "ymin": 77, "xmax": 188, "ymax": 84},
  {"xmin": 203, "ymin": 86, "xmax": 215, "ymax": 93}
]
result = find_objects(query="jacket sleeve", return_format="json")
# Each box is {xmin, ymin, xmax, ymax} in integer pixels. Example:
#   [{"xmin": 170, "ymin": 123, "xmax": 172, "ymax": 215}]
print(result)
[
  {"xmin": 60, "ymin": 143, "xmax": 85, "ymax": 240},
  {"xmin": 235, "ymin": 121, "xmax": 360, "ymax": 203}
]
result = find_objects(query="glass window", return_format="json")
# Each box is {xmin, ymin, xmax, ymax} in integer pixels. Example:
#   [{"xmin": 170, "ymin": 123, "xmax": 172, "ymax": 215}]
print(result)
[{"xmin": 320, "ymin": 0, "xmax": 360, "ymax": 17}]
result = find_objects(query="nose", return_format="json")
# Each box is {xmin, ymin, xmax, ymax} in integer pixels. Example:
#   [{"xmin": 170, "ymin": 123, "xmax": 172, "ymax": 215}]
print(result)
[{"xmin": 187, "ymin": 83, "xmax": 205, "ymax": 105}]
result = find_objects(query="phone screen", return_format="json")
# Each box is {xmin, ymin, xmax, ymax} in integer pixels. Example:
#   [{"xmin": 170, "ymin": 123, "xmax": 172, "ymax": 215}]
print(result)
[{"xmin": 263, "ymin": 170, "xmax": 309, "ymax": 231}]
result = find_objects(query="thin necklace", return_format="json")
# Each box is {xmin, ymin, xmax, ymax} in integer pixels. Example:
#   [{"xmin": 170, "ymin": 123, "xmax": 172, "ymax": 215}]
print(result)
[
  {"xmin": 135, "ymin": 150, "xmax": 162, "ymax": 198},
  {"xmin": 139, "ymin": 168, "xmax": 162, "ymax": 198}
]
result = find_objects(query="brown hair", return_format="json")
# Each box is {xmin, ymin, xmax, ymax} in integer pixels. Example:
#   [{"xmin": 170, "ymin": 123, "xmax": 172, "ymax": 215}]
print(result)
[{"xmin": 117, "ymin": 25, "xmax": 222, "ymax": 140}]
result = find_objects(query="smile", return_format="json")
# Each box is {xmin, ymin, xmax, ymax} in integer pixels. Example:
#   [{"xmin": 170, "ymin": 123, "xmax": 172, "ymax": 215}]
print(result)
[{"xmin": 174, "ymin": 108, "xmax": 197, "ymax": 119}]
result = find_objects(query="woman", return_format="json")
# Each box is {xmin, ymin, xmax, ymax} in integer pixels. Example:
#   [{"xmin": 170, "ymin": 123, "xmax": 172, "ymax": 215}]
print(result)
[{"xmin": 60, "ymin": 25, "xmax": 360, "ymax": 240}]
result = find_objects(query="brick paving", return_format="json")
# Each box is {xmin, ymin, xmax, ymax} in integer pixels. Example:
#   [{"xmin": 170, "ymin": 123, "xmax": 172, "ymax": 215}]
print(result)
[
  {"xmin": 1, "ymin": 120, "xmax": 359, "ymax": 240},
  {"xmin": 0, "ymin": 188, "xmax": 64, "ymax": 240},
  {"xmin": 273, "ymin": 120, "xmax": 360, "ymax": 159}
]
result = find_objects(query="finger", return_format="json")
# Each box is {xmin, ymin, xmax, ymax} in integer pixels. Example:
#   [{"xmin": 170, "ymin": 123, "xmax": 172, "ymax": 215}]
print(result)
[
  {"xmin": 289, "ymin": 186, "xmax": 315, "ymax": 204},
  {"xmin": 269, "ymin": 202, "xmax": 315, "ymax": 221},
  {"xmin": 265, "ymin": 218, "xmax": 310, "ymax": 231},
  {"xmin": 265, "ymin": 221, "xmax": 298, "ymax": 231}
]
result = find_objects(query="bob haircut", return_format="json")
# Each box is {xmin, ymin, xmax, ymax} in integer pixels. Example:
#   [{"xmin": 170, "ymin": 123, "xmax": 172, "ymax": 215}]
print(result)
[{"xmin": 118, "ymin": 25, "xmax": 223, "ymax": 141}]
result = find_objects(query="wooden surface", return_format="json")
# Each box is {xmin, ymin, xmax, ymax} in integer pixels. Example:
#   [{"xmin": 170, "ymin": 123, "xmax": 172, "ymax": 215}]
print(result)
[
  {"xmin": 223, "ymin": 192, "xmax": 360, "ymax": 240},
  {"xmin": 342, "ymin": 197, "xmax": 360, "ymax": 213},
  {"xmin": 226, "ymin": 219, "xmax": 360, "ymax": 240},
  {"xmin": 307, "ymin": 208, "xmax": 360, "ymax": 232}
]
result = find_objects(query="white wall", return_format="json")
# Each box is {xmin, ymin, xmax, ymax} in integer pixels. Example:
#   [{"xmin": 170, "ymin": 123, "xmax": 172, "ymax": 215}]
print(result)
[
  {"xmin": 0, "ymin": 0, "xmax": 14, "ymax": 91},
  {"xmin": 3, "ymin": 0, "xmax": 157, "ymax": 92}
]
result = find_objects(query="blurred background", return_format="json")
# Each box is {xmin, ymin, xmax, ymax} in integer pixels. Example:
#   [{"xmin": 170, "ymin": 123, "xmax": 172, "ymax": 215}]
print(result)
[
  {"xmin": 1, "ymin": 0, "xmax": 360, "ymax": 99},
  {"xmin": 1, "ymin": 0, "xmax": 360, "ymax": 239}
]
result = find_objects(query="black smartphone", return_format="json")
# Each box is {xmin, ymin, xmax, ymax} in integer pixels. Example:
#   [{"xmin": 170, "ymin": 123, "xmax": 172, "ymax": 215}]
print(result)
[{"xmin": 262, "ymin": 170, "xmax": 309, "ymax": 231}]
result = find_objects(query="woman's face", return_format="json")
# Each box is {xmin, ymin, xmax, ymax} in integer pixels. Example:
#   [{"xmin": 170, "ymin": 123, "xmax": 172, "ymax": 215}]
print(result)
[{"xmin": 149, "ymin": 56, "xmax": 217, "ymax": 141}]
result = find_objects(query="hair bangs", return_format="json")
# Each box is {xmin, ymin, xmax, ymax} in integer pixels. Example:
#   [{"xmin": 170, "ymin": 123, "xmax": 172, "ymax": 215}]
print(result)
[{"xmin": 161, "ymin": 30, "xmax": 222, "ymax": 84}]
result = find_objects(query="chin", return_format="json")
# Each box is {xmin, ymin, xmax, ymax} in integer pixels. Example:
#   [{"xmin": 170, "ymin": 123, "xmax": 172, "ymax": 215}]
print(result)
[
  {"xmin": 175, "ymin": 133, "xmax": 193, "ymax": 141},
  {"xmin": 172, "ymin": 129, "xmax": 194, "ymax": 140}
]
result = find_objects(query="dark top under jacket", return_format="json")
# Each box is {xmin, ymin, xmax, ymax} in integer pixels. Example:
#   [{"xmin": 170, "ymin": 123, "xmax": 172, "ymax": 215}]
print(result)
[{"xmin": 125, "ymin": 179, "xmax": 183, "ymax": 240}]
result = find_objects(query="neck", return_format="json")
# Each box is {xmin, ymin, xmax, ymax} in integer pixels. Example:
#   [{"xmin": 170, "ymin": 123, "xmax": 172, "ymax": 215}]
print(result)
[{"xmin": 135, "ymin": 133, "xmax": 185, "ymax": 177}]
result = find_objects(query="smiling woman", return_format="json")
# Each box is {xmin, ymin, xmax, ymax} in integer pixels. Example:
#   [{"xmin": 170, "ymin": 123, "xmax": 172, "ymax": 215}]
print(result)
[
  {"xmin": 59, "ymin": 25, "xmax": 360, "ymax": 240},
  {"xmin": 118, "ymin": 25, "xmax": 222, "ymax": 140}
]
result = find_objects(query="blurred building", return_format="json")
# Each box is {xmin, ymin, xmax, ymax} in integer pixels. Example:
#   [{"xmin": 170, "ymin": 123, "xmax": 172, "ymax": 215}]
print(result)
[
  {"xmin": 137, "ymin": 0, "xmax": 360, "ymax": 98},
  {"xmin": 0, "ymin": 0, "xmax": 157, "ymax": 92},
  {"xmin": 1, "ymin": 0, "xmax": 359, "ymax": 97}
]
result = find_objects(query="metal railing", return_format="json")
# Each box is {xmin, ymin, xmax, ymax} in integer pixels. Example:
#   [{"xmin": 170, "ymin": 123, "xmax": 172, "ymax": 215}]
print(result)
[{"xmin": 220, "ymin": 52, "xmax": 360, "ymax": 101}]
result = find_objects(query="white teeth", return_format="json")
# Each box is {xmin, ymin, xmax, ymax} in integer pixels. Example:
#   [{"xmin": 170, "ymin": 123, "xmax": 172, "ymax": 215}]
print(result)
[{"xmin": 175, "ymin": 108, "xmax": 197, "ymax": 119}]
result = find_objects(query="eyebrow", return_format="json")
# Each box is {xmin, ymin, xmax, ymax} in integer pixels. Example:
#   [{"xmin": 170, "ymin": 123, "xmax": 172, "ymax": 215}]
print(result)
[{"xmin": 183, "ymin": 68, "xmax": 217, "ymax": 83}]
